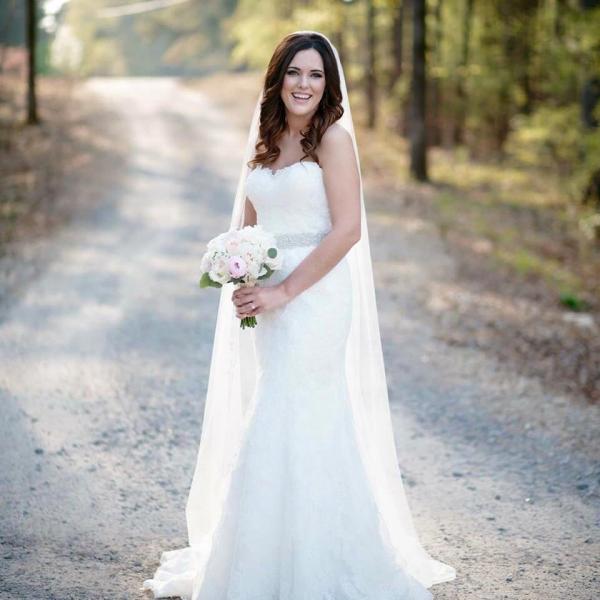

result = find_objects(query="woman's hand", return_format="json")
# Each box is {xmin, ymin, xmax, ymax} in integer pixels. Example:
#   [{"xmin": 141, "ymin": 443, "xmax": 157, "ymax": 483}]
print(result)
[{"xmin": 232, "ymin": 284, "xmax": 290, "ymax": 319}]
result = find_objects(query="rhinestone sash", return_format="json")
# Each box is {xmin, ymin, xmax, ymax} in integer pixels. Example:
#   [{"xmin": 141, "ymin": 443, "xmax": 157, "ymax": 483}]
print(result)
[{"xmin": 274, "ymin": 230, "xmax": 329, "ymax": 249}]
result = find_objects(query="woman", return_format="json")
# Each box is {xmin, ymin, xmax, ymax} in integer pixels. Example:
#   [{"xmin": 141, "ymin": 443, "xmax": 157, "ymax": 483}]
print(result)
[{"xmin": 142, "ymin": 30, "xmax": 456, "ymax": 600}]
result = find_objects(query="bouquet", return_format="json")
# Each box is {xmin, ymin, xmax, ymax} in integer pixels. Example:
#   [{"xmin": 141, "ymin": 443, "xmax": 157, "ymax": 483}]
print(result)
[{"xmin": 199, "ymin": 224, "xmax": 283, "ymax": 329}]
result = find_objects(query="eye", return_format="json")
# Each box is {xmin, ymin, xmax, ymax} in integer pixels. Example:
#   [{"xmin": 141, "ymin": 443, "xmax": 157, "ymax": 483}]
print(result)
[{"xmin": 286, "ymin": 69, "xmax": 323, "ymax": 78}]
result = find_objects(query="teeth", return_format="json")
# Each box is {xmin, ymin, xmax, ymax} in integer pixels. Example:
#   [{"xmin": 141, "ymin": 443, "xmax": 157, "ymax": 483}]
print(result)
[{"xmin": 292, "ymin": 93, "xmax": 311, "ymax": 99}]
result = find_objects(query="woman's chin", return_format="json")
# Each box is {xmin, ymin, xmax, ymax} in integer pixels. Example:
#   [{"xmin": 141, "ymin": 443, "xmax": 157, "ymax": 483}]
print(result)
[{"xmin": 285, "ymin": 104, "xmax": 316, "ymax": 118}]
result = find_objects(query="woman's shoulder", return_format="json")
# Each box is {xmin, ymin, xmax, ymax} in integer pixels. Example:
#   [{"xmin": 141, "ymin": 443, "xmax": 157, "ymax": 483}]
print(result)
[
  {"xmin": 317, "ymin": 123, "xmax": 355, "ymax": 168},
  {"xmin": 319, "ymin": 123, "xmax": 353, "ymax": 155}
]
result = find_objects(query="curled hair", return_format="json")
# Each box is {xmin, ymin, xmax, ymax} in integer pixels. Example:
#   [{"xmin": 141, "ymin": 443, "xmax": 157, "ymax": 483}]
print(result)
[{"xmin": 248, "ymin": 32, "xmax": 344, "ymax": 169}]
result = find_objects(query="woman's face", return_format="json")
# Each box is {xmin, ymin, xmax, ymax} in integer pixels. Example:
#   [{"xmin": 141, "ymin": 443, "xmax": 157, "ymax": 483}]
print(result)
[{"xmin": 280, "ymin": 48, "xmax": 326, "ymax": 120}]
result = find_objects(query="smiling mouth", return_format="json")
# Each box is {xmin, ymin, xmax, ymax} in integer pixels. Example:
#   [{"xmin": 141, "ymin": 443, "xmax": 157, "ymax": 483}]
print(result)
[{"xmin": 292, "ymin": 93, "xmax": 312, "ymax": 101}]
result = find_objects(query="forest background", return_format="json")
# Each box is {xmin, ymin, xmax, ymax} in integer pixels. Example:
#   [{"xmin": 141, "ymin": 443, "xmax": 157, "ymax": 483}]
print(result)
[{"xmin": 1, "ymin": 0, "xmax": 599, "ymax": 401}]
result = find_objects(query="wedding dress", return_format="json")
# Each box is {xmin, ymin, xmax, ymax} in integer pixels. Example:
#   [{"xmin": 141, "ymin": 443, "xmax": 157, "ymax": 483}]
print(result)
[
  {"xmin": 142, "ymin": 30, "xmax": 455, "ymax": 600},
  {"xmin": 142, "ymin": 160, "xmax": 454, "ymax": 600},
  {"xmin": 192, "ymin": 160, "xmax": 433, "ymax": 600}
]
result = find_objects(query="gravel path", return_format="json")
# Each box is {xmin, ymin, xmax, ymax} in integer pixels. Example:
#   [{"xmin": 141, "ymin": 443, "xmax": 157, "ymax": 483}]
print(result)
[{"xmin": 0, "ymin": 77, "xmax": 598, "ymax": 600}]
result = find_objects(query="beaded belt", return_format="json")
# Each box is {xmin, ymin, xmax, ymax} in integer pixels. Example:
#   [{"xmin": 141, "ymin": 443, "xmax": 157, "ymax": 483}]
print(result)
[{"xmin": 274, "ymin": 230, "xmax": 329, "ymax": 249}]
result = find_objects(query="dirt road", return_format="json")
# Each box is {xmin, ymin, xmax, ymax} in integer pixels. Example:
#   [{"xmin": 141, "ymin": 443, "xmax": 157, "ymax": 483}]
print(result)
[{"xmin": 0, "ymin": 78, "xmax": 598, "ymax": 599}]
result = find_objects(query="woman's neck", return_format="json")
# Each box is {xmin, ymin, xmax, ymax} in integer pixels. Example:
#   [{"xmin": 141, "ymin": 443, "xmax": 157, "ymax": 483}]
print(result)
[{"xmin": 285, "ymin": 111, "xmax": 314, "ymax": 137}]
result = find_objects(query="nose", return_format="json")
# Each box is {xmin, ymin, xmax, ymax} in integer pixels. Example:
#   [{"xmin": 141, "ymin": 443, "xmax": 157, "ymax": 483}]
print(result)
[{"xmin": 298, "ymin": 74, "xmax": 310, "ymax": 88}]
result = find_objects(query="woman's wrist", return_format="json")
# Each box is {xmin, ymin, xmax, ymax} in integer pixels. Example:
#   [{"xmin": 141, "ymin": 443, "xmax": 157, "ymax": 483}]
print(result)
[{"xmin": 277, "ymin": 281, "xmax": 294, "ymax": 304}]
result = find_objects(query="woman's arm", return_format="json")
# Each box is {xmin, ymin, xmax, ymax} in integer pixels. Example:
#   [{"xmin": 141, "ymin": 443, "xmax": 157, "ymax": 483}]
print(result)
[
  {"xmin": 278, "ymin": 124, "xmax": 361, "ymax": 302},
  {"xmin": 242, "ymin": 197, "xmax": 257, "ymax": 227},
  {"xmin": 232, "ymin": 124, "xmax": 361, "ymax": 317}
]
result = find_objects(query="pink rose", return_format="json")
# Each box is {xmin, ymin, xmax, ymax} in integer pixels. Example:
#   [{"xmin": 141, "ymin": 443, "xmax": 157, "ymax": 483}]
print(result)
[{"xmin": 228, "ymin": 255, "xmax": 247, "ymax": 278}]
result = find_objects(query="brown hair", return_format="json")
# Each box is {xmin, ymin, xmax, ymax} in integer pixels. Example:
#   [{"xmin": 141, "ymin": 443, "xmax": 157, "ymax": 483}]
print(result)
[{"xmin": 248, "ymin": 32, "xmax": 344, "ymax": 169}]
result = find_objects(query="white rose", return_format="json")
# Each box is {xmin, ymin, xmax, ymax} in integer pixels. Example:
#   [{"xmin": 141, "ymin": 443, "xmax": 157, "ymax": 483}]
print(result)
[
  {"xmin": 200, "ymin": 252, "xmax": 212, "ymax": 273},
  {"xmin": 209, "ymin": 268, "xmax": 229, "ymax": 285}
]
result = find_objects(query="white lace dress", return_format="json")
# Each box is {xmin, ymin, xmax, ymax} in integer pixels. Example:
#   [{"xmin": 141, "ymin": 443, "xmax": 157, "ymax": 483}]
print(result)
[{"xmin": 142, "ymin": 160, "xmax": 438, "ymax": 600}]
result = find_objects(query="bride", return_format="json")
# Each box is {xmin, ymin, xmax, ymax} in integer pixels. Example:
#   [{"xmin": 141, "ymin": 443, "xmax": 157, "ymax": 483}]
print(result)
[{"xmin": 142, "ymin": 30, "xmax": 456, "ymax": 600}]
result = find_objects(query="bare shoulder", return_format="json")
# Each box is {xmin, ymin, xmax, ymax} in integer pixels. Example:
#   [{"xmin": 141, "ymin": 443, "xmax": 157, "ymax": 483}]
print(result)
[
  {"xmin": 317, "ymin": 123, "xmax": 357, "ymax": 176},
  {"xmin": 319, "ymin": 123, "xmax": 353, "ymax": 156}
]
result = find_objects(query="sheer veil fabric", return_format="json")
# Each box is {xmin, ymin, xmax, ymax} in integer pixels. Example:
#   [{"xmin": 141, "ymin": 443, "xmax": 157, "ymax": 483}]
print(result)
[{"xmin": 143, "ymin": 30, "xmax": 455, "ymax": 597}]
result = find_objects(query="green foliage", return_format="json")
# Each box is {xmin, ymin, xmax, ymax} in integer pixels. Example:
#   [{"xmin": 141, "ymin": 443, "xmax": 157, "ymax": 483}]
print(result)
[
  {"xmin": 224, "ymin": 0, "xmax": 350, "ymax": 69},
  {"xmin": 507, "ymin": 105, "xmax": 600, "ymax": 202},
  {"xmin": 61, "ymin": 0, "xmax": 236, "ymax": 76},
  {"xmin": 225, "ymin": 2, "xmax": 292, "ymax": 69},
  {"xmin": 199, "ymin": 272, "xmax": 222, "ymax": 288},
  {"xmin": 559, "ymin": 292, "xmax": 591, "ymax": 312},
  {"xmin": 423, "ymin": 0, "xmax": 600, "ymax": 159},
  {"xmin": 257, "ymin": 265, "xmax": 274, "ymax": 280},
  {"xmin": 62, "ymin": 0, "xmax": 124, "ymax": 76}
]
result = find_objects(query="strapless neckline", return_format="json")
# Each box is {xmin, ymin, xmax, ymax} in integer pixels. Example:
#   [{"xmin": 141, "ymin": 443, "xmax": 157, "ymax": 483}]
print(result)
[
  {"xmin": 244, "ymin": 157, "xmax": 332, "ymax": 236},
  {"xmin": 255, "ymin": 160, "xmax": 323, "ymax": 177}
]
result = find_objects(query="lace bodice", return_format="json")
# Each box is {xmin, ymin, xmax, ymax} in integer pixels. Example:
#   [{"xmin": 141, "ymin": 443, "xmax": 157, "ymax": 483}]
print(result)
[{"xmin": 244, "ymin": 161, "xmax": 332, "ymax": 236}]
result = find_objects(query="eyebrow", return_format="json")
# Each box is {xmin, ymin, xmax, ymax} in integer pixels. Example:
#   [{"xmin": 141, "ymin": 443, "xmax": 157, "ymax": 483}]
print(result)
[{"xmin": 288, "ymin": 65, "xmax": 324, "ymax": 73}]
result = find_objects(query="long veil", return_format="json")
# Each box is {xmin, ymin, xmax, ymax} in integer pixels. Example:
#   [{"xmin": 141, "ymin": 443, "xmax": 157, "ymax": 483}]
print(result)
[{"xmin": 143, "ymin": 30, "xmax": 455, "ymax": 598}]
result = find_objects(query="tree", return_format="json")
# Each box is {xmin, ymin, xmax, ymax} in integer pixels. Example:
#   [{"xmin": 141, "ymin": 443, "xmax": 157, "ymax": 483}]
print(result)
[
  {"xmin": 453, "ymin": 0, "xmax": 473, "ymax": 143},
  {"xmin": 429, "ymin": 0, "xmax": 443, "ymax": 146},
  {"xmin": 580, "ymin": 0, "xmax": 600, "ymax": 209},
  {"xmin": 409, "ymin": 0, "xmax": 427, "ymax": 181},
  {"xmin": 365, "ymin": 0, "xmax": 377, "ymax": 128},
  {"xmin": 388, "ymin": 0, "xmax": 405, "ymax": 93},
  {"xmin": 26, "ymin": 0, "xmax": 38, "ymax": 124},
  {"xmin": 581, "ymin": 0, "xmax": 600, "ymax": 130}
]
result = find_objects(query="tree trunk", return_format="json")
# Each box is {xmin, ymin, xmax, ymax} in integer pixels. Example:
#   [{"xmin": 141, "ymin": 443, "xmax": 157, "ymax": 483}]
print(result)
[
  {"xmin": 580, "ymin": 0, "xmax": 600, "ymax": 129},
  {"xmin": 388, "ymin": 0, "xmax": 405, "ymax": 93},
  {"xmin": 580, "ymin": 0, "xmax": 600, "ymax": 209},
  {"xmin": 512, "ymin": 0, "xmax": 537, "ymax": 115},
  {"xmin": 280, "ymin": 0, "xmax": 295, "ymax": 19},
  {"xmin": 409, "ymin": 0, "xmax": 427, "ymax": 181},
  {"xmin": 553, "ymin": 0, "xmax": 565, "ymax": 37},
  {"xmin": 365, "ymin": 0, "xmax": 377, "ymax": 128},
  {"xmin": 429, "ymin": 0, "xmax": 443, "ymax": 146},
  {"xmin": 26, "ymin": 0, "xmax": 38, "ymax": 125},
  {"xmin": 332, "ymin": 2, "xmax": 348, "ymax": 70},
  {"xmin": 453, "ymin": 0, "xmax": 473, "ymax": 144}
]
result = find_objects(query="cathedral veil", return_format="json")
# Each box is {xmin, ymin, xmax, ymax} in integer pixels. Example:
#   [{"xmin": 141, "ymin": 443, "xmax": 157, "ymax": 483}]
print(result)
[{"xmin": 144, "ymin": 30, "xmax": 455, "ymax": 597}]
